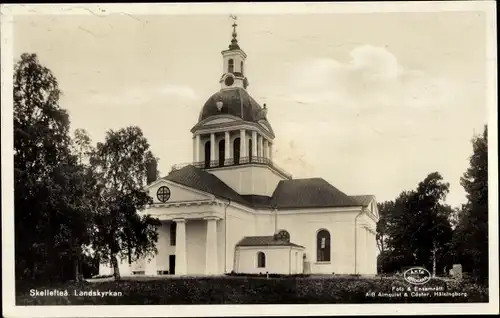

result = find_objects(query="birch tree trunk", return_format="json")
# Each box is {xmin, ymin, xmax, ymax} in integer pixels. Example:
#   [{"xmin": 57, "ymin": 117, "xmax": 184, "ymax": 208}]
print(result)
[
  {"xmin": 432, "ymin": 241, "xmax": 437, "ymax": 278},
  {"xmin": 111, "ymin": 254, "xmax": 121, "ymax": 281},
  {"xmin": 74, "ymin": 257, "xmax": 80, "ymax": 282}
]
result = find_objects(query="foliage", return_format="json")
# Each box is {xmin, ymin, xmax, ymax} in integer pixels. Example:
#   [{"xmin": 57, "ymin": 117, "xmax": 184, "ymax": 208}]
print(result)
[
  {"xmin": 16, "ymin": 276, "xmax": 488, "ymax": 305},
  {"xmin": 89, "ymin": 127, "xmax": 161, "ymax": 280},
  {"xmin": 14, "ymin": 53, "xmax": 160, "ymax": 284},
  {"xmin": 376, "ymin": 173, "xmax": 454, "ymax": 275},
  {"xmin": 375, "ymin": 200, "xmax": 394, "ymax": 254},
  {"xmin": 376, "ymin": 127, "xmax": 489, "ymax": 285},
  {"xmin": 453, "ymin": 126, "xmax": 488, "ymax": 284},
  {"xmin": 14, "ymin": 53, "xmax": 93, "ymax": 282}
]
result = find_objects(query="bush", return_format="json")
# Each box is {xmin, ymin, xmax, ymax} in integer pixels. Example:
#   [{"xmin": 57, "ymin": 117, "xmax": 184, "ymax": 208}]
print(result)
[
  {"xmin": 16, "ymin": 275, "xmax": 488, "ymax": 305},
  {"xmin": 225, "ymin": 272, "xmax": 310, "ymax": 278}
]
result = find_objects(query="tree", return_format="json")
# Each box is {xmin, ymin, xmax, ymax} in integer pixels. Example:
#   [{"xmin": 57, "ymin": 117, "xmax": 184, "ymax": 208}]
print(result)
[
  {"xmin": 376, "ymin": 200, "xmax": 394, "ymax": 254},
  {"xmin": 383, "ymin": 190, "xmax": 417, "ymax": 271},
  {"xmin": 454, "ymin": 126, "xmax": 488, "ymax": 284},
  {"xmin": 412, "ymin": 172, "xmax": 453, "ymax": 277},
  {"xmin": 14, "ymin": 53, "xmax": 92, "ymax": 282},
  {"xmin": 380, "ymin": 173, "xmax": 453, "ymax": 276},
  {"xmin": 90, "ymin": 127, "xmax": 161, "ymax": 280},
  {"xmin": 68, "ymin": 128, "xmax": 103, "ymax": 281}
]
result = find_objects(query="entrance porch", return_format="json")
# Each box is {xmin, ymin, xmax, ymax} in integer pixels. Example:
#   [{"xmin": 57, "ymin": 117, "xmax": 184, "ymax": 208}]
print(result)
[{"xmin": 140, "ymin": 216, "xmax": 223, "ymax": 276}]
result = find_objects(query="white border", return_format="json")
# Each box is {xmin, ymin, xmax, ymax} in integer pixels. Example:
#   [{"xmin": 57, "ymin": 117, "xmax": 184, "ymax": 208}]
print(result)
[{"xmin": 1, "ymin": 2, "xmax": 498, "ymax": 317}]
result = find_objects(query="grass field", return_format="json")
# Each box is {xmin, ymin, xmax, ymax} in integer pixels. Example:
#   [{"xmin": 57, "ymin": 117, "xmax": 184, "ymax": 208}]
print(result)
[{"xmin": 16, "ymin": 275, "xmax": 489, "ymax": 305}]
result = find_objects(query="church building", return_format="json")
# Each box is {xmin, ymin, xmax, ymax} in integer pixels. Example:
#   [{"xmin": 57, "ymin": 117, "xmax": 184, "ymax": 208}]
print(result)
[{"xmin": 99, "ymin": 20, "xmax": 379, "ymax": 277}]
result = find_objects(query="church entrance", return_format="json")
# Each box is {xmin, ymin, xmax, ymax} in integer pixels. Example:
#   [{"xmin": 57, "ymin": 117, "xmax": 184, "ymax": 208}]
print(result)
[{"xmin": 169, "ymin": 255, "xmax": 176, "ymax": 275}]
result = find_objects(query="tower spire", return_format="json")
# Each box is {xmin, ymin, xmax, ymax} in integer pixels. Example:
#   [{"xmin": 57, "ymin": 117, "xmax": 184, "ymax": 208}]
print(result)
[{"xmin": 228, "ymin": 15, "xmax": 240, "ymax": 50}]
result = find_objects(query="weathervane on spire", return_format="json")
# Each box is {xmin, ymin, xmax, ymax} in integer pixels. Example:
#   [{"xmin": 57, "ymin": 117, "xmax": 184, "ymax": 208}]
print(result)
[{"xmin": 228, "ymin": 15, "xmax": 240, "ymax": 50}]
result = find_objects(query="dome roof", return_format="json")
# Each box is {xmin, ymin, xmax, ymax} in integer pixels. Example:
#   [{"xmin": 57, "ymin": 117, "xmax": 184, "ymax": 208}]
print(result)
[{"xmin": 199, "ymin": 88, "xmax": 269, "ymax": 124}]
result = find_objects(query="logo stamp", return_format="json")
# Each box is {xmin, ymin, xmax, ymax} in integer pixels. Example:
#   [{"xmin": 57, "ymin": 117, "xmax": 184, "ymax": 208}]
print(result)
[{"xmin": 403, "ymin": 267, "xmax": 432, "ymax": 285}]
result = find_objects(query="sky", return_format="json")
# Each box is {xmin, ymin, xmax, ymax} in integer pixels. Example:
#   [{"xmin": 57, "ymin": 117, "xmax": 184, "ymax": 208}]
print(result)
[{"xmin": 12, "ymin": 8, "xmax": 490, "ymax": 208}]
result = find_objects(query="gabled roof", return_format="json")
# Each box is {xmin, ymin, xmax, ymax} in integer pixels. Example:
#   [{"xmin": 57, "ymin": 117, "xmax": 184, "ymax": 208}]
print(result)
[
  {"xmin": 161, "ymin": 165, "xmax": 367, "ymax": 210},
  {"xmin": 271, "ymin": 178, "xmax": 361, "ymax": 209},
  {"xmin": 163, "ymin": 165, "xmax": 247, "ymax": 206},
  {"xmin": 350, "ymin": 195, "xmax": 375, "ymax": 207},
  {"xmin": 237, "ymin": 236, "xmax": 304, "ymax": 248}
]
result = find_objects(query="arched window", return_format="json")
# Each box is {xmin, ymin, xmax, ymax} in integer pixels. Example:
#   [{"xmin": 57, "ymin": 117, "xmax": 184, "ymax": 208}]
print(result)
[
  {"xmin": 257, "ymin": 252, "xmax": 266, "ymax": 268},
  {"xmin": 204, "ymin": 141, "xmax": 211, "ymax": 168},
  {"xmin": 219, "ymin": 140, "xmax": 225, "ymax": 167},
  {"xmin": 228, "ymin": 59, "xmax": 234, "ymax": 73},
  {"xmin": 240, "ymin": 61, "xmax": 244, "ymax": 75},
  {"xmin": 233, "ymin": 138, "xmax": 240, "ymax": 165},
  {"xmin": 248, "ymin": 139, "xmax": 253, "ymax": 162},
  {"xmin": 170, "ymin": 222, "xmax": 177, "ymax": 246},
  {"xmin": 317, "ymin": 229, "xmax": 331, "ymax": 262}
]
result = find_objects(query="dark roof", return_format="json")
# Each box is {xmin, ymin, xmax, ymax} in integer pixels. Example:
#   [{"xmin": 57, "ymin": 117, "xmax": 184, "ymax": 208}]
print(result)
[
  {"xmin": 163, "ymin": 165, "xmax": 247, "ymax": 206},
  {"xmin": 228, "ymin": 37, "xmax": 240, "ymax": 50},
  {"xmin": 161, "ymin": 166, "xmax": 365, "ymax": 210},
  {"xmin": 198, "ymin": 88, "xmax": 272, "ymax": 129},
  {"xmin": 271, "ymin": 178, "xmax": 361, "ymax": 209},
  {"xmin": 241, "ymin": 195, "xmax": 273, "ymax": 209},
  {"xmin": 350, "ymin": 195, "xmax": 375, "ymax": 207},
  {"xmin": 237, "ymin": 236, "xmax": 304, "ymax": 248}
]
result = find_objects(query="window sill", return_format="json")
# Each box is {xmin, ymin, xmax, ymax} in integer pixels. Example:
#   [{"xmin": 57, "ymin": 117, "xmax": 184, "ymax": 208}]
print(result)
[{"xmin": 315, "ymin": 262, "xmax": 331, "ymax": 265}]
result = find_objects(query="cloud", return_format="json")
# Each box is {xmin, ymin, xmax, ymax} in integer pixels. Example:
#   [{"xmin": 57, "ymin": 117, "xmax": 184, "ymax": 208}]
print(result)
[
  {"xmin": 89, "ymin": 83, "xmax": 198, "ymax": 107},
  {"xmin": 284, "ymin": 45, "xmax": 457, "ymax": 113},
  {"xmin": 263, "ymin": 45, "xmax": 479, "ymax": 207}
]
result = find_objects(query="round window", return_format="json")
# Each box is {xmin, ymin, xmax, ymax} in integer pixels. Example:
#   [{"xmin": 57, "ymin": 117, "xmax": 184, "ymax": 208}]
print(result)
[
  {"xmin": 157, "ymin": 186, "xmax": 171, "ymax": 203},
  {"xmin": 224, "ymin": 76, "xmax": 234, "ymax": 86}
]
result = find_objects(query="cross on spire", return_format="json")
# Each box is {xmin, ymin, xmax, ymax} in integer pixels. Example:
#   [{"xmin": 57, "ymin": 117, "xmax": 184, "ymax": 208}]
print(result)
[
  {"xmin": 231, "ymin": 15, "xmax": 238, "ymax": 33},
  {"xmin": 228, "ymin": 15, "xmax": 240, "ymax": 50}
]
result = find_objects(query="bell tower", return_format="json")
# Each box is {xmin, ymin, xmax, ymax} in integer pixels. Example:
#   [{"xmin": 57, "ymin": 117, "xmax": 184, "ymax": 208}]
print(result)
[
  {"xmin": 188, "ymin": 16, "xmax": 292, "ymax": 197},
  {"xmin": 220, "ymin": 16, "xmax": 249, "ymax": 90}
]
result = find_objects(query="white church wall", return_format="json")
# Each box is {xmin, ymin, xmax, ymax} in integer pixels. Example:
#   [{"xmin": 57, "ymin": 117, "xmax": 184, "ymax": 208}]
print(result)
[
  {"xmin": 236, "ymin": 246, "xmax": 304, "ymax": 275},
  {"xmin": 254, "ymin": 209, "xmax": 363, "ymax": 275},
  {"xmin": 99, "ymin": 254, "xmax": 153, "ymax": 277},
  {"xmin": 98, "ymin": 206, "xmax": 378, "ymax": 277},
  {"xmin": 155, "ymin": 221, "xmax": 175, "ymax": 273},
  {"xmin": 222, "ymin": 51, "xmax": 245, "ymax": 74},
  {"xmin": 186, "ymin": 219, "xmax": 207, "ymax": 274},
  {"xmin": 355, "ymin": 212, "xmax": 378, "ymax": 275},
  {"xmin": 217, "ymin": 218, "xmax": 226, "ymax": 274},
  {"xmin": 147, "ymin": 181, "xmax": 212, "ymax": 204},
  {"xmin": 254, "ymin": 212, "xmax": 275, "ymax": 234},
  {"xmin": 209, "ymin": 165, "xmax": 285, "ymax": 196},
  {"xmin": 370, "ymin": 231, "xmax": 379, "ymax": 274},
  {"xmin": 224, "ymin": 205, "xmax": 256, "ymax": 273},
  {"xmin": 366, "ymin": 230, "xmax": 377, "ymax": 275},
  {"xmin": 119, "ymin": 260, "xmax": 132, "ymax": 276},
  {"xmin": 98, "ymin": 263, "xmax": 113, "ymax": 276}
]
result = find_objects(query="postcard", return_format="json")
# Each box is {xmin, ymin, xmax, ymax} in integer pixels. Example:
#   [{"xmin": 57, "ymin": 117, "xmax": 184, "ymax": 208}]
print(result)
[{"xmin": 1, "ymin": 2, "xmax": 498, "ymax": 317}]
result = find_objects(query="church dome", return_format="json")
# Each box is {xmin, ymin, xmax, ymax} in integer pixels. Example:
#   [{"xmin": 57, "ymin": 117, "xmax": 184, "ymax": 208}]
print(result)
[{"xmin": 198, "ymin": 88, "xmax": 269, "ymax": 124}]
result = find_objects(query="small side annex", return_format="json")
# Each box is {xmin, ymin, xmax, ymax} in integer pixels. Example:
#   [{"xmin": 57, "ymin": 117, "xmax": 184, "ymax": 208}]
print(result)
[{"xmin": 234, "ymin": 230, "xmax": 305, "ymax": 275}]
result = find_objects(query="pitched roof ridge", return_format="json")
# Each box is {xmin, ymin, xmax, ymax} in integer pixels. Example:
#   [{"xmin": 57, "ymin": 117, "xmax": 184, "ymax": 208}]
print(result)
[
  {"xmin": 163, "ymin": 165, "xmax": 248, "ymax": 204},
  {"xmin": 350, "ymin": 194, "xmax": 375, "ymax": 198}
]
